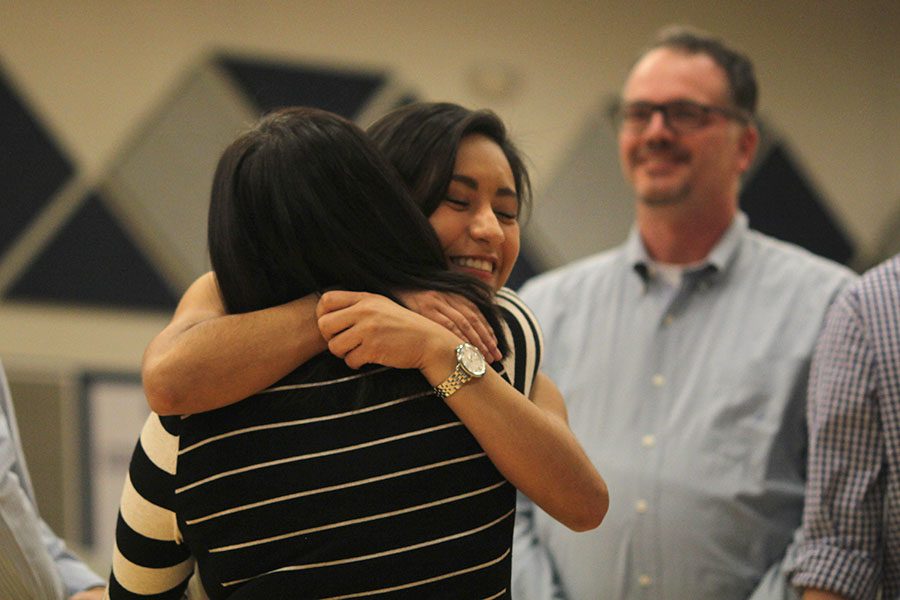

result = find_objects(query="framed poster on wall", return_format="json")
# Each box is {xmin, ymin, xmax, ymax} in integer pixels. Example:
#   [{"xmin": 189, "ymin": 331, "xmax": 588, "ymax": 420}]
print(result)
[{"xmin": 79, "ymin": 372, "xmax": 150, "ymax": 563}]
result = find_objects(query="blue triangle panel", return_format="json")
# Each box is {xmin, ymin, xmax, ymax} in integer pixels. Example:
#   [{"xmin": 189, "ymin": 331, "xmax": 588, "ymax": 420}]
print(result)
[
  {"xmin": 0, "ymin": 68, "xmax": 74, "ymax": 257},
  {"xmin": 6, "ymin": 193, "xmax": 179, "ymax": 310},
  {"xmin": 507, "ymin": 247, "xmax": 541, "ymax": 291},
  {"xmin": 740, "ymin": 144, "xmax": 854, "ymax": 265},
  {"xmin": 216, "ymin": 54, "xmax": 387, "ymax": 119}
]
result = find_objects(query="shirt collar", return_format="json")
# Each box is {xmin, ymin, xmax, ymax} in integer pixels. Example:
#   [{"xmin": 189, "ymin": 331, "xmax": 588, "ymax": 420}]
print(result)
[{"xmin": 629, "ymin": 212, "xmax": 748, "ymax": 282}]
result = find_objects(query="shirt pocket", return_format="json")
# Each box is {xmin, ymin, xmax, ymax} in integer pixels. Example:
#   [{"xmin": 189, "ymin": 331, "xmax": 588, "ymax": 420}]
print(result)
[{"xmin": 702, "ymin": 356, "xmax": 808, "ymax": 484}]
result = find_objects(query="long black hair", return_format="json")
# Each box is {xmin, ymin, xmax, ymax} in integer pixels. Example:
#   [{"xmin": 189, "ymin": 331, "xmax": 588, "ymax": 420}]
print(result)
[
  {"xmin": 207, "ymin": 106, "xmax": 504, "ymax": 352},
  {"xmin": 366, "ymin": 102, "xmax": 532, "ymax": 221}
]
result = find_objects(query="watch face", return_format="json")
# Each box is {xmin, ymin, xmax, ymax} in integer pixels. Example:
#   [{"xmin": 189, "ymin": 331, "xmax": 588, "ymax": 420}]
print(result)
[{"xmin": 458, "ymin": 343, "xmax": 487, "ymax": 377}]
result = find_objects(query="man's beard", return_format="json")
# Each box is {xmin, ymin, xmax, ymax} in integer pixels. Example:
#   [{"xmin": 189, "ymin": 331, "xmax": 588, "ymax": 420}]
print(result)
[
  {"xmin": 638, "ymin": 182, "xmax": 691, "ymax": 206},
  {"xmin": 632, "ymin": 140, "xmax": 691, "ymax": 207}
]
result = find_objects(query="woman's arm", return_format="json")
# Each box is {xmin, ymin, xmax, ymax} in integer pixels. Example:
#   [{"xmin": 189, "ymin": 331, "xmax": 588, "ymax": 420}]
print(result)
[
  {"xmin": 143, "ymin": 274, "xmax": 501, "ymax": 416},
  {"xmin": 317, "ymin": 291, "xmax": 608, "ymax": 532},
  {"xmin": 142, "ymin": 272, "xmax": 325, "ymax": 415},
  {"xmin": 107, "ymin": 414, "xmax": 193, "ymax": 599}
]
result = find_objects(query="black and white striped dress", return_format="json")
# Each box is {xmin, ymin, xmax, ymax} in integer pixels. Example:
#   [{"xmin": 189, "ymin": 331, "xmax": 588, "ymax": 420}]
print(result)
[{"xmin": 107, "ymin": 288, "xmax": 542, "ymax": 599}]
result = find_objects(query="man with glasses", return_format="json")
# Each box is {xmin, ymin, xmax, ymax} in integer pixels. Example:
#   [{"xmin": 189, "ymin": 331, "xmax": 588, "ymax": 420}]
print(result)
[{"xmin": 512, "ymin": 26, "xmax": 855, "ymax": 599}]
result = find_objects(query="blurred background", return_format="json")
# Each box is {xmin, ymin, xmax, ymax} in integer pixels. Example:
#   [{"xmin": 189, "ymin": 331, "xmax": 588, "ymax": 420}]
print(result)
[{"xmin": 1, "ymin": 0, "xmax": 897, "ymax": 576}]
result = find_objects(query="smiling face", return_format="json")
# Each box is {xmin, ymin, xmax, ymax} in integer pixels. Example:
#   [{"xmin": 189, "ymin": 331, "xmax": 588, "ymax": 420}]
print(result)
[
  {"xmin": 618, "ymin": 47, "xmax": 757, "ymax": 213},
  {"xmin": 428, "ymin": 133, "xmax": 520, "ymax": 291}
]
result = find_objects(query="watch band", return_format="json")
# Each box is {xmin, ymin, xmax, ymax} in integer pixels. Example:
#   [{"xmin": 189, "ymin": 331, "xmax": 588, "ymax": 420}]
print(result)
[{"xmin": 434, "ymin": 364, "xmax": 472, "ymax": 399}]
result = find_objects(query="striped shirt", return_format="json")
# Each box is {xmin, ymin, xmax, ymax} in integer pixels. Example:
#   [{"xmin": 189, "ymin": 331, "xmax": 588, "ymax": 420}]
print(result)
[
  {"xmin": 792, "ymin": 254, "xmax": 900, "ymax": 599},
  {"xmin": 106, "ymin": 288, "xmax": 542, "ymax": 599}
]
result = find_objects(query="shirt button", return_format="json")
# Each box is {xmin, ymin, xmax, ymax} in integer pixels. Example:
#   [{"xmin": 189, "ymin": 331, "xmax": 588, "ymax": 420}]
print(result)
[
  {"xmin": 638, "ymin": 574, "xmax": 653, "ymax": 587},
  {"xmin": 663, "ymin": 314, "xmax": 674, "ymax": 326},
  {"xmin": 651, "ymin": 374, "xmax": 665, "ymax": 387},
  {"xmin": 641, "ymin": 434, "xmax": 656, "ymax": 448},
  {"xmin": 635, "ymin": 499, "xmax": 649, "ymax": 513}
]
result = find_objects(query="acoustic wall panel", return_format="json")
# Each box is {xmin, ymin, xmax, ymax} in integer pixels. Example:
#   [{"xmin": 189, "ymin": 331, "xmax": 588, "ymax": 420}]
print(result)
[
  {"xmin": 740, "ymin": 144, "xmax": 854, "ymax": 264},
  {"xmin": 6, "ymin": 193, "xmax": 179, "ymax": 310},
  {"xmin": 97, "ymin": 54, "xmax": 408, "ymax": 296},
  {"xmin": 0, "ymin": 68, "xmax": 74, "ymax": 257},
  {"xmin": 218, "ymin": 54, "xmax": 387, "ymax": 117},
  {"xmin": 520, "ymin": 97, "xmax": 635, "ymax": 273},
  {"xmin": 100, "ymin": 62, "xmax": 259, "ymax": 291},
  {"xmin": 0, "ymin": 53, "xmax": 412, "ymax": 311},
  {"xmin": 7, "ymin": 375, "xmax": 71, "ymax": 538}
]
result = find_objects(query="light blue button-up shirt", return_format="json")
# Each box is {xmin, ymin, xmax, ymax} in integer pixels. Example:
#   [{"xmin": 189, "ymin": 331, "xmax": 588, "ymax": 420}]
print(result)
[{"xmin": 513, "ymin": 214, "xmax": 855, "ymax": 599}]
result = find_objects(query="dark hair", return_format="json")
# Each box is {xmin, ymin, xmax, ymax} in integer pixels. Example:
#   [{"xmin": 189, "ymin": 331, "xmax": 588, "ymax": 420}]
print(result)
[
  {"xmin": 643, "ymin": 25, "xmax": 758, "ymax": 117},
  {"xmin": 207, "ymin": 106, "xmax": 506, "ymax": 354},
  {"xmin": 366, "ymin": 102, "xmax": 532, "ymax": 221}
]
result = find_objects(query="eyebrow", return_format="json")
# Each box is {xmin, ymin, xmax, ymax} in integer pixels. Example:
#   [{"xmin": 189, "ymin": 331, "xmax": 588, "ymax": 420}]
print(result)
[{"xmin": 451, "ymin": 174, "xmax": 517, "ymax": 198}]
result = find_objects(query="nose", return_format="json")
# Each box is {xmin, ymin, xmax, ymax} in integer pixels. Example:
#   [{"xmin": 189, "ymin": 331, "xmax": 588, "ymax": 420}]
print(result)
[
  {"xmin": 643, "ymin": 109, "xmax": 675, "ymax": 139},
  {"xmin": 470, "ymin": 205, "xmax": 504, "ymax": 246}
]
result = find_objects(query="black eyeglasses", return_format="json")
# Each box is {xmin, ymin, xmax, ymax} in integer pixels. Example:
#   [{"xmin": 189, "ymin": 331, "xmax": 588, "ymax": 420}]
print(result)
[{"xmin": 611, "ymin": 100, "xmax": 751, "ymax": 134}]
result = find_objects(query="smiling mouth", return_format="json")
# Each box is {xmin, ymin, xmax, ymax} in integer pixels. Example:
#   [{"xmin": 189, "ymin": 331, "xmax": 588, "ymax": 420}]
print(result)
[
  {"xmin": 450, "ymin": 257, "xmax": 495, "ymax": 274},
  {"xmin": 637, "ymin": 154, "xmax": 688, "ymax": 177},
  {"xmin": 637, "ymin": 147, "xmax": 689, "ymax": 165}
]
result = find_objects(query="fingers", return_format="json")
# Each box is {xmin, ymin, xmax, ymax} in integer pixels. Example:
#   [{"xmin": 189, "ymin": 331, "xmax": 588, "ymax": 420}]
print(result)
[
  {"xmin": 316, "ymin": 290, "xmax": 367, "ymax": 318},
  {"xmin": 316, "ymin": 291, "xmax": 375, "ymax": 339},
  {"xmin": 342, "ymin": 345, "xmax": 368, "ymax": 370},
  {"xmin": 441, "ymin": 305, "xmax": 488, "ymax": 353},
  {"xmin": 428, "ymin": 308, "xmax": 466, "ymax": 341},
  {"xmin": 317, "ymin": 292, "xmax": 391, "ymax": 367},
  {"xmin": 325, "ymin": 328, "xmax": 361, "ymax": 361},
  {"xmin": 443, "ymin": 296, "xmax": 501, "ymax": 362},
  {"xmin": 403, "ymin": 290, "xmax": 501, "ymax": 362},
  {"xmin": 317, "ymin": 303, "xmax": 358, "ymax": 342},
  {"xmin": 327, "ymin": 328, "xmax": 387, "ymax": 370},
  {"xmin": 317, "ymin": 290, "xmax": 502, "ymax": 369}
]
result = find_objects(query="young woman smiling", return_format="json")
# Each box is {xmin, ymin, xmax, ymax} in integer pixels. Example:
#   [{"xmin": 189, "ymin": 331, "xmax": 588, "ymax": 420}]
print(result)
[{"xmin": 138, "ymin": 103, "xmax": 607, "ymax": 535}]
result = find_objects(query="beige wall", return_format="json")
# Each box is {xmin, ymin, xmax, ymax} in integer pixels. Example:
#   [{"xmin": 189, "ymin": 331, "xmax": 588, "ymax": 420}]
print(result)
[{"xmin": 1, "ymin": 0, "xmax": 897, "ymax": 369}]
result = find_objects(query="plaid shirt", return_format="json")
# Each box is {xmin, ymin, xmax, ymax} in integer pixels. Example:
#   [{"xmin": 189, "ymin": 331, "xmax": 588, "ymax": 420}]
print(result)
[{"xmin": 792, "ymin": 254, "xmax": 900, "ymax": 599}]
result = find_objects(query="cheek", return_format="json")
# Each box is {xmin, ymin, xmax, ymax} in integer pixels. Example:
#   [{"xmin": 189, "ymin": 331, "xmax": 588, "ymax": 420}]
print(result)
[
  {"xmin": 499, "ymin": 225, "xmax": 521, "ymax": 280},
  {"xmin": 618, "ymin": 135, "xmax": 639, "ymax": 172},
  {"xmin": 428, "ymin": 209, "xmax": 462, "ymax": 252},
  {"xmin": 505, "ymin": 226, "xmax": 521, "ymax": 261},
  {"xmin": 695, "ymin": 146, "xmax": 731, "ymax": 181}
]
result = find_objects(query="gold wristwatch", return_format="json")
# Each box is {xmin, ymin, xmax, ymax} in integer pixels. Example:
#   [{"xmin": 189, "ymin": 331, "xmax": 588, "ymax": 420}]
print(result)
[{"xmin": 434, "ymin": 343, "xmax": 487, "ymax": 399}]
